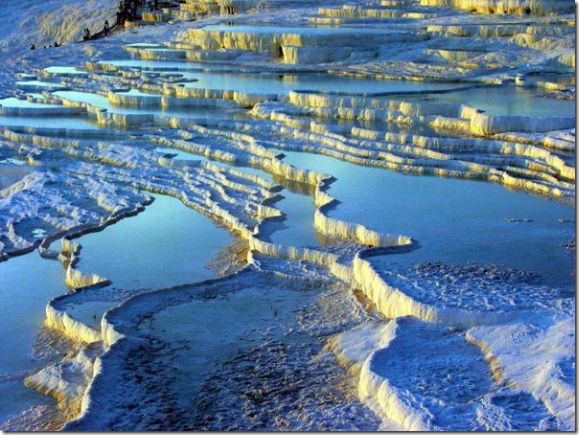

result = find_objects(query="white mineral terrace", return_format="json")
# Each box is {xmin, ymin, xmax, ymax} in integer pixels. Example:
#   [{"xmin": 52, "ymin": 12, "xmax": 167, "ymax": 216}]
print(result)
[{"xmin": 0, "ymin": 0, "xmax": 575, "ymax": 431}]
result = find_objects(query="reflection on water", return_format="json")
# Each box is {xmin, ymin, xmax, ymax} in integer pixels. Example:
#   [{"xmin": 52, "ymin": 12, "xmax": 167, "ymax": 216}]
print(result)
[
  {"xmin": 44, "ymin": 66, "xmax": 87, "ymax": 75},
  {"xmin": 53, "ymin": 90, "xmax": 227, "ymax": 119},
  {"xmin": 202, "ymin": 23, "xmax": 406, "ymax": 35},
  {"xmin": 179, "ymin": 71, "xmax": 462, "ymax": 94},
  {"xmin": 409, "ymin": 85, "xmax": 575, "ymax": 117},
  {"xmin": 76, "ymin": 194, "xmax": 232, "ymax": 290},
  {"xmin": 0, "ymin": 254, "xmax": 65, "ymax": 377},
  {"xmin": 0, "ymin": 253, "xmax": 65, "ymax": 427},
  {"xmin": 276, "ymin": 150, "xmax": 574, "ymax": 290},
  {"xmin": 0, "ymin": 18, "xmax": 575, "ymax": 430},
  {"xmin": 0, "ymin": 115, "xmax": 99, "ymax": 130},
  {"xmin": 264, "ymin": 187, "xmax": 318, "ymax": 247},
  {"xmin": 98, "ymin": 59, "xmax": 222, "ymax": 70},
  {"xmin": 0, "ymin": 97, "xmax": 61, "ymax": 108},
  {"xmin": 65, "ymin": 301, "xmax": 123, "ymax": 330},
  {"xmin": 0, "ymin": 193, "xmax": 233, "ymax": 427},
  {"xmin": 14, "ymin": 81, "xmax": 66, "ymax": 90}
]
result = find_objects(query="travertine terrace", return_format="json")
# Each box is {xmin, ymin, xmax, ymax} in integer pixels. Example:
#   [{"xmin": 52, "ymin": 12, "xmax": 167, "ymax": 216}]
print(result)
[{"xmin": 0, "ymin": 0, "xmax": 575, "ymax": 431}]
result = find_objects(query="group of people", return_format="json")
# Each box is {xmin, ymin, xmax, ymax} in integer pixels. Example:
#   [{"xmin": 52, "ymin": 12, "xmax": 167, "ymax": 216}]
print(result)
[
  {"xmin": 149, "ymin": 0, "xmax": 160, "ymax": 11},
  {"xmin": 81, "ymin": 19, "xmax": 110, "ymax": 41},
  {"xmin": 116, "ymin": 0, "xmax": 140, "ymax": 25},
  {"xmin": 80, "ymin": 0, "xmax": 139, "ymax": 42},
  {"xmin": 30, "ymin": 0, "xmax": 166, "ymax": 50},
  {"xmin": 30, "ymin": 41, "xmax": 60, "ymax": 50}
]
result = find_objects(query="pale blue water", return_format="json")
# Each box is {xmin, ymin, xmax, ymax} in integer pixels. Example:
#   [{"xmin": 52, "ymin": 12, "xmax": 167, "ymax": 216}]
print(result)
[
  {"xmin": 150, "ymin": 148, "xmax": 317, "ymax": 247},
  {"xmin": 0, "ymin": 254, "xmax": 65, "ymax": 377},
  {"xmin": 100, "ymin": 58, "xmax": 464, "ymax": 94},
  {"xmin": 0, "ymin": 115, "xmax": 98, "ymax": 129},
  {"xmin": 265, "ymin": 187, "xmax": 319, "ymax": 247},
  {"xmin": 98, "ymin": 59, "xmax": 220, "ymax": 70},
  {"xmin": 0, "ymin": 194, "xmax": 233, "ymax": 426},
  {"xmin": 75, "ymin": 194, "xmax": 232, "ymax": 290},
  {"xmin": 275, "ymin": 150, "xmax": 574, "ymax": 290},
  {"xmin": 153, "ymin": 147, "xmax": 318, "ymax": 247},
  {"xmin": 202, "ymin": 24, "xmax": 403, "ymax": 35},
  {"xmin": 14, "ymin": 81, "xmax": 66, "ymax": 90},
  {"xmin": 0, "ymin": 97, "xmax": 61, "ymax": 108},
  {"xmin": 63, "ymin": 301, "xmax": 117, "ymax": 330},
  {"xmin": 53, "ymin": 90, "xmax": 226, "ymax": 118},
  {"xmin": 124, "ymin": 43, "xmax": 163, "ymax": 48},
  {"xmin": 0, "ymin": 253, "xmax": 65, "ymax": 426},
  {"xmin": 0, "ymin": 380, "xmax": 55, "ymax": 427},
  {"xmin": 0, "ymin": 25, "xmax": 575, "ymax": 430},
  {"xmin": 92, "ymin": 61, "xmax": 576, "ymax": 118},
  {"xmin": 178, "ymin": 71, "xmax": 462, "ymax": 94},
  {"xmin": 26, "ymin": 93, "xmax": 46, "ymax": 100},
  {"xmin": 43, "ymin": 66, "xmax": 87, "ymax": 75},
  {"xmin": 414, "ymin": 85, "xmax": 575, "ymax": 117}
]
